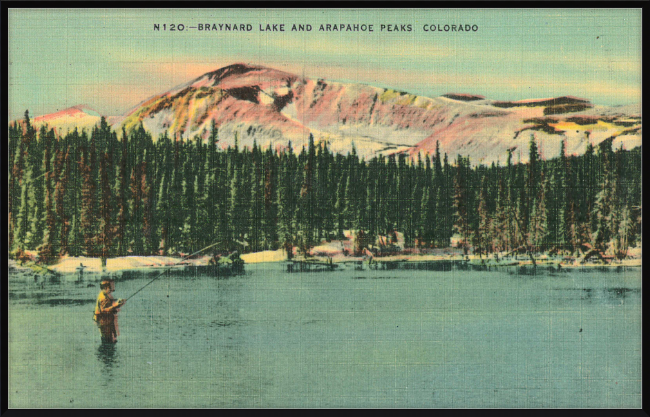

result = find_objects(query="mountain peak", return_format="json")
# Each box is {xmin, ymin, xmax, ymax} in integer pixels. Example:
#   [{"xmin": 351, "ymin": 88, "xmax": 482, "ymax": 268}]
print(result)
[
  {"xmin": 33, "ymin": 105, "xmax": 101, "ymax": 122},
  {"xmin": 187, "ymin": 63, "xmax": 299, "ymax": 91},
  {"xmin": 23, "ymin": 105, "xmax": 103, "ymax": 135},
  {"xmin": 204, "ymin": 63, "xmax": 265, "ymax": 83}
]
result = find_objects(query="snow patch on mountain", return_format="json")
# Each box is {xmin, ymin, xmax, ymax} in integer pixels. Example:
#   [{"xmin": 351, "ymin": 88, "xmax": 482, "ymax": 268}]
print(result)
[{"xmin": 20, "ymin": 63, "xmax": 641, "ymax": 165}]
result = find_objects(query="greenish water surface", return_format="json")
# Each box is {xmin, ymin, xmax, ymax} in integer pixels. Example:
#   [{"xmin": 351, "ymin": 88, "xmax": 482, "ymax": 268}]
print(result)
[{"xmin": 8, "ymin": 264, "xmax": 642, "ymax": 408}]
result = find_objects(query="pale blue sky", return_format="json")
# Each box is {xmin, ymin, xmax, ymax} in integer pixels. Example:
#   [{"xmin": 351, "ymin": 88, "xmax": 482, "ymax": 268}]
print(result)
[{"xmin": 8, "ymin": 8, "xmax": 642, "ymax": 120}]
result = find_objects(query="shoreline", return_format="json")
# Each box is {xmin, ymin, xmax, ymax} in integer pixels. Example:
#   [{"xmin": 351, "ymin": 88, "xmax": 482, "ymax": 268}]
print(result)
[
  {"xmin": 303, "ymin": 254, "xmax": 642, "ymax": 269},
  {"xmin": 9, "ymin": 249, "xmax": 642, "ymax": 278}
]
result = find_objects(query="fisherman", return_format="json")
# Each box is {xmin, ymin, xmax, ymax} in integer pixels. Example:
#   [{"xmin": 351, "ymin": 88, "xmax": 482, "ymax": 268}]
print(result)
[
  {"xmin": 77, "ymin": 262, "xmax": 86, "ymax": 281},
  {"xmin": 94, "ymin": 279, "xmax": 126, "ymax": 344}
]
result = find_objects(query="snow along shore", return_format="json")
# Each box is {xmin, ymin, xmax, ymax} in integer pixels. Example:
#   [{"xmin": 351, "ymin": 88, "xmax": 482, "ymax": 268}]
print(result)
[
  {"xmin": 46, "ymin": 250, "xmax": 287, "ymax": 274},
  {"xmin": 42, "ymin": 245, "xmax": 641, "ymax": 276}
]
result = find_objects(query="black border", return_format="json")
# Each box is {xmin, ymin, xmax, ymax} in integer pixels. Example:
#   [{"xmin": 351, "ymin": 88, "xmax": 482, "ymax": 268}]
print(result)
[{"xmin": 2, "ymin": 2, "xmax": 647, "ymax": 414}]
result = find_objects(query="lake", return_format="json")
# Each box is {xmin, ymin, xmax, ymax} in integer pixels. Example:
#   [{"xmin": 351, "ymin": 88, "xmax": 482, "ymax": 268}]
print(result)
[{"xmin": 8, "ymin": 263, "xmax": 642, "ymax": 408}]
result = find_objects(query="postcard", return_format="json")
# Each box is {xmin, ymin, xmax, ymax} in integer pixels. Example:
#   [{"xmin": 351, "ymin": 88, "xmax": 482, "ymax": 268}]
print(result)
[{"xmin": 6, "ymin": 7, "xmax": 642, "ymax": 408}]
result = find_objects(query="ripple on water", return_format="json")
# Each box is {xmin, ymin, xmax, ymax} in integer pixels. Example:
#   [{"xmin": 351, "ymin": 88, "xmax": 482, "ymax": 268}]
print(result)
[{"xmin": 7, "ymin": 266, "xmax": 642, "ymax": 408}]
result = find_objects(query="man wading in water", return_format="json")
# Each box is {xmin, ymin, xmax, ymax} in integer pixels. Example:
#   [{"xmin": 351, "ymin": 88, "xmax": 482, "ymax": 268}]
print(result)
[{"xmin": 94, "ymin": 279, "xmax": 126, "ymax": 343}]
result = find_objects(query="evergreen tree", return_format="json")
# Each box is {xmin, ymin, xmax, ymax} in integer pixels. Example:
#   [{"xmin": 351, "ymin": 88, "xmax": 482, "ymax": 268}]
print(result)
[
  {"xmin": 515, "ymin": 158, "xmax": 528, "ymax": 250},
  {"xmin": 296, "ymin": 134, "xmax": 316, "ymax": 253},
  {"xmin": 89, "ymin": 131, "xmax": 99, "ymax": 235},
  {"xmin": 504, "ymin": 149, "xmax": 517, "ymax": 251},
  {"xmin": 38, "ymin": 137, "xmax": 57, "ymax": 262},
  {"xmin": 524, "ymin": 136, "xmax": 540, "ymax": 247},
  {"xmin": 579, "ymin": 143, "xmax": 597, "ymax": 246},
  {"xmin": 276, "ymin": 150, "xmax": 295, "ymax": 258},
  {"xmin": 128, "ymin": 163, "xmax": 143, "ymax": 254},
  {"xmin": 262, "ymin": 145, "xmax": 278, "ymax": 249},
  {"xmin": 556, "ymin": 140, "xmax": 573, "ymax": 253},
  {"xmin": 113, "ymin": 128, "xmax": 129, "ymax": 256},
  {"xmin": 591, "ymin": 144, "xmax": 614, "ymax": 252},
  {"xmin": 475, "ymin": 175, "xmax": 491, "ymax": 256},
  {"xmin": 334, "ymin": 172, "xmax": 348, "ymax": 239},
  {"xmin": 385, "ymin": 154, "xmax": 399, "ymax": 235},
  {"xmin": 8, "ymin": 122, "xmax": 25, "ymax": 249},
  {"xmin": 454, "ymin": 155, "xmax": 471, "ymax": 255},
  {"xmin": 613, "ymin": 205, "xmax": 633, "ymax": 260},
  {"xmin": 60, "ymin": 146, "xmax": 76, "ymax": 255},
  {"xmin": 167, "ymin": 141, "xmax": 184, "ymax": 253},
  {"xmin": 321, "ymin": 143, "xmax": 336, "ymax": 241},
  {"xmin": 53, "ymin": 149, "xmax": 67, "ymax": 255},
  {"xmin": 141, "ymin": 161, "xmax": 155, "ymax": 254},
  {"xmin": 79, "ymin": 147, "xmax": 96, "ymax": 256},
  {"xmin": 364, "ymin": 169, "xmax": 378, "ymax": 247},
  {"xmin": 97, "ymin": 152, "xmax": 112, "ymax": 266},
  {"xmin": 248, "ymin": 155, "xmax": 263, "ymax": 252},
  {"xmin": 13, "ymin": 162, "xmax": 32, "ymax": 250},
  {"xmin": 25, "ymin": 126, "xmax": 48, "ymax": 248},
  {"xmin": 155, "ymin": 157, "xmax": 170, "ymax": 254},
  {"xmin": 546, "ymin": 159, "xmax": 561, "ymax": 251},
  {"xmin": 179, "ymin": 144, "xmax": 197, "ymax": 252},
  {"xmin": 214, "ymin": 152, "xmax": 229, "ymax": 247},
  {"xmin": 530, "ymin": 170, "xmax": 549, "ymax": 252},
  {"xmin": 440, "ymin": 153, "xmax": 454, "ymax": 247},
  {"xmin": 491, "ymin": 174, "xmax": 508, "ymax": 253},
  {"xmin": 197, "ymin": 149, "xmax": 215, "ymax": 249},
  {"xmin": 418, "ymin": 185, "xmax": 430, "ymax": 247},
  {"xmin": 228, "ymin": 157, "xmax": 246, "ymax": 246}
]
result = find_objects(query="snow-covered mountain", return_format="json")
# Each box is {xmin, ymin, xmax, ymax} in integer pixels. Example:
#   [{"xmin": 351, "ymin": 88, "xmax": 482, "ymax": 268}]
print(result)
[
  {"xmin": 31, "ymin": 105, "xmax": 103, "ymax": 134},
  {"xmin": 26, "ymin": 63, "xmax": 642, "ymax": 165}
]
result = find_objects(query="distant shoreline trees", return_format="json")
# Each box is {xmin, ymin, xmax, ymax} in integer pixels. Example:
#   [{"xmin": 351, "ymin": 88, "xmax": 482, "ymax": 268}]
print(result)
[{"xmin": 8, "ymin": 111, "xmax": 642, "ymax": 262}]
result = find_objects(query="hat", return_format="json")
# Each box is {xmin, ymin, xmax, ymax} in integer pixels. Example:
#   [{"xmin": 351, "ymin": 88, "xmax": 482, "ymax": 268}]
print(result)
[{"xmin": 100, "ymin": 279, "xmax": 115, "ymax": 288}]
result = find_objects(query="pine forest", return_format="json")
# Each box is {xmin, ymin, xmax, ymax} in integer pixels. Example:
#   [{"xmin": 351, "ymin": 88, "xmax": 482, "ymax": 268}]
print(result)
[{"xmin": 8, "ymin": 111, "xmax": 642, "ymax": 264}]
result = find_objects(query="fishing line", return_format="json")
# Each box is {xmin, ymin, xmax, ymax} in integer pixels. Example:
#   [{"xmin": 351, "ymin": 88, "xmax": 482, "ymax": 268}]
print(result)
[{"xmin": 124, "ymin": 241, "xmax": 222, "ymax": 301}]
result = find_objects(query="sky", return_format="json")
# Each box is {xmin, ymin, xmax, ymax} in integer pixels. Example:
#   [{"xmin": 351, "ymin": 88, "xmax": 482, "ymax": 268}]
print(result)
[{"xmin": 7, "ymin": 8, "xmax": 642, "ymax": 120}]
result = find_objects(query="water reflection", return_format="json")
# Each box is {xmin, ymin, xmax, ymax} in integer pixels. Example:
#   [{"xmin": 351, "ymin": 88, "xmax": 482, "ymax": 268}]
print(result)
[
  {"xmin": 548, "ymin": 287, "xmax": 640, "ymax": 305},
  {"xmin": 607, "ymin": 287, "xmax": 637, "ymax": 299},
  {"xmin": 96, "ymin": 342, "xmax": 118, "ymax": 381},
  {"xmin": 363, "ymin": 260, "xmax": 578, "ymax": 275},
  {"xmin": 36, "ymin": 298, "xmax": 94, "ymax": 307}
]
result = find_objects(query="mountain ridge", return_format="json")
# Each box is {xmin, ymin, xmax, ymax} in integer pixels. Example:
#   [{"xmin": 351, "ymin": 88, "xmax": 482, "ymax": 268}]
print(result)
[{"xmin": 19, "ymin": 63, "xmax": 642, "ymax": 165}]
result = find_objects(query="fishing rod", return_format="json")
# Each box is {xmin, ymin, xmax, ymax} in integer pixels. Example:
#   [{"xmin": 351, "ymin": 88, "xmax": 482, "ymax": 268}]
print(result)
[{"xmin": 123, "ymin": 241, "xmax": 223, "ymax": 302}]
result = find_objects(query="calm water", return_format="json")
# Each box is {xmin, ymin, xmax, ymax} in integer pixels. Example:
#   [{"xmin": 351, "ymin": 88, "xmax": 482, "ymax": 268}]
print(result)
[{"xmin": 8, "ymin": 264, "xmax": 642, "ymax": 408}]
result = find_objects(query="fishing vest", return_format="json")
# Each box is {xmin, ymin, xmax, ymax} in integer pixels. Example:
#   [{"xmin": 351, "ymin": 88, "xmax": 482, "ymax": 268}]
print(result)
[{"xmin": 93, "ymin": 292, "xmax": 111, "ymax": 324}]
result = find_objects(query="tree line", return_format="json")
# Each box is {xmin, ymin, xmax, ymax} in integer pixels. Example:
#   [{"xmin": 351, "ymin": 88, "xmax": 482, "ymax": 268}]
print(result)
[{"xmin": 8, "ymin": 111, "xmax": 642, "ymax": 264}]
